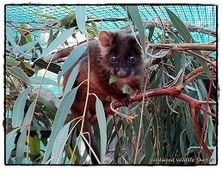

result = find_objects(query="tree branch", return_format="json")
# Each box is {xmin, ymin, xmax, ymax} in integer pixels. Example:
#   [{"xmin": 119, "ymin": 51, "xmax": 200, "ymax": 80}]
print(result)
[
  {"xmin": 148, "ymin": 43, "xmax": 216, "ymax": 51},
  {"xmin": 121, "ymin": 18, "xmax": 216, "ymax": 36}
]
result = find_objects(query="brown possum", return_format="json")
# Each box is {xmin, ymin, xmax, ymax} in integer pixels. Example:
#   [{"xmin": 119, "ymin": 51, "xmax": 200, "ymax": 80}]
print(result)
[
  {"xmin": 62, "ymin": 31, "xmax": 144, "ymax": 163},
  {"xmin": 62, "ymin": 31, "xmax": 144, "ymax": 124}
]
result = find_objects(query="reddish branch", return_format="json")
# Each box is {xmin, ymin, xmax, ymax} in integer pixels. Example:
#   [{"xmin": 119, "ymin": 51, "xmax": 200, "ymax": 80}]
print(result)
[{"xmin": 88, "ymin": 64, "xmax": 216, "ymax": 158}]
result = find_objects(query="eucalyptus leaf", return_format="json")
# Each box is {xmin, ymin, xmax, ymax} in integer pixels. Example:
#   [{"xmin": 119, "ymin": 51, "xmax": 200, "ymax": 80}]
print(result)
[
  {"xmin": 63, "ymin": 63, "xmax": 80, "ymax": 96},
  {"xmin": 47, "ymin": 30, "xmax": 60, "ymax": 47},
  {"xmin": 41, "ymin": 88, "xmax": 78, "ymax": 164},
  {"xmin": 12, "ymin": 87, "xmax": 31, "ymax": 128},
  {"xmin": 207, "ymin": 117, "xmax": 214, "ymax": 147},
  {"xmin": 95, "ymin": 97, "xmax": 107, "ymax": 164},
  {"xmin": 30, "ymin": 76, "xmax": 57, "ymax": 86},
  {"xmin": 51, "ymin": 120, "xmax": 73, "ymax": 164},
  {"xmin": 38, "ymin": 27, "xmax": 75, "ymax": 59},
  {"xmin": 23, "ymin": 101, "xmax": 36, "ymax": 126},
  {"xmin": 126, "ymin": 6, "xmax": 145, "ymax": 53},
  {"xmin": 6, "ymin": 56, "xmax": 20, "ymax": 67},
  {"xmin": 57, "ymin": 45, "xmax": 87, "ymax": 83},
  {"xmin": 148, "ymin": 27, "xmax": 155, "ymax": 42},
  {"xmin": 34, "ymin": 13, "xmax": 57, "ymax": 19},
  {"xmin": 166, "ymin": 8, "xmax": 194, "ymax": 43},
  {"xmin": 76, "ymin": 6, "xmax": 87, "ymax": 34},
  {"xmin": 29, "ymin": 134, "xmax": 41, "ymax": 162},
  {"xmin": 109, "ymin": 74, "xmax": 118, "ymax": 84},
  {"xmin": 25, "ymin": 34, "xmax": 32, "ymax": 42},
  {"xmin": 15, "ymin": 128, "xmax": 27, "ymax": 164},
  {"xmin": 61, "ymin": 12, "xmax": 76, "ymax": 27},
  {"xmin": 6, "ymin": 128, "xmax": 19, "ymax": 163},
  {"xmin": 179, "ymin": 129, "xmax": 186, "ymax": 157},
  {"xmin": 6, "ymin": 27, "xmax": 27, "ymax": 57},
  {"xmin": 20, "ymin": 41, "xmax": 38, "ymax": 53},
  {"xmin": 7, "ymin": 66, "xmax": 32, "ymax": 85}
]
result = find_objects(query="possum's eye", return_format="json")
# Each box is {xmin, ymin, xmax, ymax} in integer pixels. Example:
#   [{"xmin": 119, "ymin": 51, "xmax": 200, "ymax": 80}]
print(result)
[
  {"xmin": 128, "ymin": 56, "xmax": 136, "ymax": 63},
  {"xmin": 110, "ymin": 56, "xmax": 118, "ymax": 63}
]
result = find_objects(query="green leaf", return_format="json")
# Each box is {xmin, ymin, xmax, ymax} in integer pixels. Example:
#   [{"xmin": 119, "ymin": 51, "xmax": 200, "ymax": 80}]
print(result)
[
  {"xmin": 57, "ymin": 45, "xmax": 87, "ymax": 83},
  {"xmin": 179, "ymin": 129, "xmax": 186, "ymax": 157},
  {"xmin": 63, "ymin": 63, "xmax": 80, "ymax": 96},
  {"xmin": 12, "ymin": 87, "xmax": 31, "ymax": 128},
  {"xmin": 23, "ymin": 101, "xmax": 36, "ymax": 126},
  {"xmin": 29, "ymin": 134, "xmax": 41, "ymax": 162},
  {"xmin": 6, "ymin": 27, "xmax": 17, "ymax": 46},
  {"xmin": 207, "ymin": 117, "xmax": 214, "ymax": 147},
  {"xmin": 51, "ymin": 120, "xmax": 73, "ymax": 164},
  {"xmin": 47, "ymin": 30, "xmax": 60, "ymax": 47},
  {"xmin": 6, "ymin": 56, "xmax": 20, "ymax": 67},
  {"xmin": 6, "ymin": 27, "xmax": 31, "ymax": 58},
  {"xmin": 76, "ymin": 6, "xmax": 87, "ymax": 34},
  {"xmin": 30, "ymin": 76, "xmax": 58, "ymax": 86},
  {"xmin": 174, "ymin": 53, "xmax": 185, "ymax": 75},
  {"xmin": 148, "ymin": 26, "xmax": 155, "ymax": 42},
  {"xmin": 126, "ymin": 6, "xmax": 145, "ymax": 53},
  {"xmin": 34, "ymin": 13, "xmax": 57, "ymax": 19},
  {"xmin": 7, "ymin": 66, "xmax": 32, "ymax": 85},
  {"xmin": 95, "ymin": 97, "xmax": 107, "ymax": 164},
  {"xmin": 109, "ymin": 74, "xmax": 118, "ymax": 84},
  {"xmin": 25, "ymin": 34, "xmax": 32, "ymax": 42},
  {"xmin": 121, "ymin": 84, "xmax": 130, "ymax": 94},
  {"xmin": 20, "ymin": 41, "xmax": 38, "ymax": 53},
  {"xmin": 61, "ymin": 12, "xmax": 76, "ymax": 27},
  {"xmin": 41, "ymin": 88, "xmax": 78, "ymax": 164},
  {"xmin": 165, "ymin": 8, "xmax": 194, "ymax": 43},
  {"xmin": 15, "ymin": 128, "xmax": 27, "ymax": 164},
  {"xmin": 6, "ymin": 128, "xmax": 19, "ymax": 163},
  {"xmin": 38, "ymin": 27, "xmax": 75, "ymax": 59}
]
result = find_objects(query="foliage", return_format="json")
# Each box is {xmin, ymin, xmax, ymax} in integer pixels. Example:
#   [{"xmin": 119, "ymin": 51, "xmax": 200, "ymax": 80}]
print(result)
[{"xmin": 5, "ymin": 5, "xmax": 217, "ymax": 165}]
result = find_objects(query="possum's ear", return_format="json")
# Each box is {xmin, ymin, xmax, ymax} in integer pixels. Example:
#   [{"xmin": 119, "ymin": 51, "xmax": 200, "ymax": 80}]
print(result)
[{"xmin": 98, "ymin": 31, "xmax": 114, "ymax": 47}]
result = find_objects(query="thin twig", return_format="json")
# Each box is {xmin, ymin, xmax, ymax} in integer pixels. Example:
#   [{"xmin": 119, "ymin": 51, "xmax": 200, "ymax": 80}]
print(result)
[
  {"xmin": 134, "ymin": 75, "xmax": 148, "ymax": 164},
  {"xmin": 26, "ymin": 53, "xmax": 55, "ymax": 160},
  {"xmin": 122, "ymin": 18, "xmax": 216, "ymax": 36},
  {"xmin": 184, "ymin": 50, "xmax": 216, "ymax": 67}
]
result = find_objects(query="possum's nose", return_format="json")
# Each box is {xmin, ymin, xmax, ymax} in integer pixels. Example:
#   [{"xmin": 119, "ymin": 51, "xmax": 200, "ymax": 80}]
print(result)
[{"xmin": 117, "ymin": 68, "xmax": 128, "ymax": 78}]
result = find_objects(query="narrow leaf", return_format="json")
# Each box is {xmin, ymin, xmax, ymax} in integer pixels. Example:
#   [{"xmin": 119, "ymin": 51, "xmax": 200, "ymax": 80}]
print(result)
[
  {"xmin": 6, "ymin": 128, "xmax": 19, "ymax": 163},
  {"xmin": 148, "ymin": 27, "xmax": 155, "ymax": 42},
  {"xmin": 63, "ymin": 63, "xmax": 80, "ymax": 96},
  {"xmin": 29, "ymin": 135, "xmax": 41, "ymax": 161},
  {"xmin": 126, "ymin": 6, "xmax": 145, "ymax": 53},
  {"xmin": 22, "ymin": 100, "xmax": 36, "ymax": 126},
  {"xmin": 57, "ymin": 45, "xmax": 87, "ymax": 83},
  {"xmin": 25, "ymin": 34, "xmax": 32, "ymax": 42},
  {"xmin": 41, "ymin": 88, "xmax": 78, "ymax": 164},
  {"xmin": 6, "ymin": 56, "xmax": 20, "ymax": 67},
  {"xmin": 76, "ymin": 6, "xmax": 87, "ymax": 34},
  {"xmin": 12, "ymin": 87, "xmax": 31, "ymax": 128},
  {"xmin": 109, "ymin": 74, "xmax": 118, "ymax": 84},
  {"xmin": 51, "ymin": 120, "xmax": 73, "ymax": 164},
  {"xmin": 30, "ymin": 76, "xmax": 57, "ymax": 86},
  {"xmin": 15, "ymin": 128, "xmax": 27, "ymax": 164},
  {"xmin": 38, "ymin": 27, "xmax": 75, "ymax": 59},
  {"xmin": 166, "ymin": 8, "xmax": 194, "ymax": 43},
  {"xmin": 19, "ymin": 41, "xmax": 38, "ymax": 53},
  {"xmin": 8, "ymin": 66, "xmax": 32, "ymax": 85},
  {"xmin": 95, "ymin": 97, "xmax": 107, "ymax": 164},
  {"xmin": 179, "ymin": 129, "xmax": 186, "ymax": 157}
]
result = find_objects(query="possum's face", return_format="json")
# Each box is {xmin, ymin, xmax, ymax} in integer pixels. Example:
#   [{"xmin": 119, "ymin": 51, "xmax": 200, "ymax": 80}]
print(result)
[{"xmin": 98, "ymin": 31, "xmax": 143, "ymax": 78}]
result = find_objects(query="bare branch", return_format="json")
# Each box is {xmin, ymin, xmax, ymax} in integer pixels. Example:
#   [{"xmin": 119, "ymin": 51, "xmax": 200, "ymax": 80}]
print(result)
[
  {"xmin": 148, "ymin": 43, "xmax": 216, "ymax": 51},
  {"xmin": 122, "ymin": 18, "xmax": 216, "ymax": 36}
]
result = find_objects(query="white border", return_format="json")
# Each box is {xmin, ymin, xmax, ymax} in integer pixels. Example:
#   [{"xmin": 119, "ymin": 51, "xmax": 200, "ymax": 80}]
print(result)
[{"xmin": 0, "ymin": 0, "xmax": 221, "ymax": 169}]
